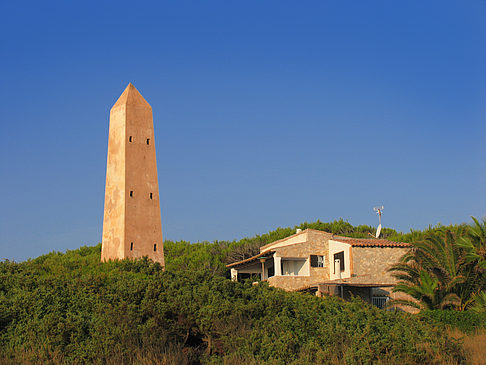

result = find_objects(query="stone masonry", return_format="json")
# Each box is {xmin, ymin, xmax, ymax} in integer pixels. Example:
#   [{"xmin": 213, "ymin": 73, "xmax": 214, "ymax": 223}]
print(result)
[{"xmin": 101, "ymin": 84, "xmax": 165, "ymax": 266}]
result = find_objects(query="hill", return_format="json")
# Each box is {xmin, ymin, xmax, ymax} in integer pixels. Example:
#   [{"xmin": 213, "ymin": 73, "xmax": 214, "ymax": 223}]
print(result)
[{"xmin": 0, "ymin": 220, "xmax": 479, "ymax": 364}]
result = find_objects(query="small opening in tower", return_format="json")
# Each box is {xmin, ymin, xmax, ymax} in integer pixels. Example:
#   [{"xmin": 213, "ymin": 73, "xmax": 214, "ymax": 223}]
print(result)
[
  {"xmin": 153, "ymin": 243, "xmax": 157, "ymax": 252},
  {"xmin": 130, "ymin": 242, "xmax": 133, "ymax": 251},
  {"xmin": 130, "ymin": 191, "xmax": 133, "ymax": 197},
  {"xmin": 129, "ymin": 136, "xmax": 133, "ymax": 142},
  {"xmin": 150, "ymin": 193, "xmax": 153, "ymax": 199},
  {"xmin": 146, "ymin": 138, "xmax": 150, "ymax": 145}
]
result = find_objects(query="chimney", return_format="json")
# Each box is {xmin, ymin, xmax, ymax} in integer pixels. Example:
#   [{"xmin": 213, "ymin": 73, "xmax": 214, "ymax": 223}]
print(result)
[{"xmin": 296, "ymin": 228, "xmax": 302, "ymax": 234}]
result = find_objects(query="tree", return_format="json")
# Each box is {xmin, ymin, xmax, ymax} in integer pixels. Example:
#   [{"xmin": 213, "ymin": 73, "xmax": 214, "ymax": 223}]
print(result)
[
  {"xmin": 389, "ymin": 217, "xmax": 486, "ymax": 311},
  {"xmin": 457, "ymin": 217, "xmax": 486, "ymax": 310},
  {"xmin": 457, "ymin": 217, "xmax": 486, "ymax": 271},
  {"xmin": 389, "ymin": 231, "xmax": 466, "ymax": 310}
]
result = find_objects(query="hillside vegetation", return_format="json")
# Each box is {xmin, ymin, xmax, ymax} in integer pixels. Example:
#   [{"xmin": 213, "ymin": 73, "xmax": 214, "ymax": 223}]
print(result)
[
  {"xmin": 1, "ymin": 219, "xmax": 484, "ymax": 364},
  {"xmin": 165, "ymin": 218, "xmax": 469, "ymax": 276}
]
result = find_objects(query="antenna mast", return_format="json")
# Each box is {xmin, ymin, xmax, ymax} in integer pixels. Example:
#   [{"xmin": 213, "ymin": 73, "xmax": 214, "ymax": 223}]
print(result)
[{"xmin": 373, "ymin": 206, "xmax": 384, "ymax": 238}]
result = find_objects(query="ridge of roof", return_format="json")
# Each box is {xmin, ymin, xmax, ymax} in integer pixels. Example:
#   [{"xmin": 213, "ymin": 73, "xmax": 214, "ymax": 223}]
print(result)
[
  {"xmin": 259, "ymin": 228, "xmax": 338, "ymax": 251},
  {"xmin": 331, "ymin": 236, "xmax": 411, "ymax": 247},
  {"xmin": 259, "ymin": 229, "xmax": 310, "ymax": 251}
]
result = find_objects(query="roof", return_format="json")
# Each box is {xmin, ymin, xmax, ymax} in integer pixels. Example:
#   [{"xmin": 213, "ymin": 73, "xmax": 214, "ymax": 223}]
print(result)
[
  {"xmin": 112, "ymin": 83, "xmax": 152, "ymax": 109},
  {"xmin": 259, "ymin": 229, "xmax": 409, "ymax": 250},
  {"xmin": 226, "ymin": 229, "xmax": 410, "ymax": 268},
  {"xmin": 297, "ymin": 276, "xmax": 397, "ymax": 291},
  {"xmin": 314, "ymin": 277, "xmax": 395, "ymax": 286},
  {"xmin": 298, "ymin": 281, "xmax": 395, "ymax": 292},
  {"xmin": 226, "ymin": 250, "xmax": 274, "ymax": 268},
  {"xmin": 331, "ymin": 236, "xmax": 411, "ymax": 248},
  {"xmin": 259, "ymin": 229, "xmax": 314, "ymax": 251}
]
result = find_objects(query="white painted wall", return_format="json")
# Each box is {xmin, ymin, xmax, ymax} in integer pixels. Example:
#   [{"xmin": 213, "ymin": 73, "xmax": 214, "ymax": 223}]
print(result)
[
  {"xmin": 329, "ymin": 240, "xmax": 351, "ymax": 279},
  {"xmin": 231, "ymin": 268, "xmax": 238, "ymax": 281},
  {"xmin": 274, "ymin": 254, "xmax": 282, "ymax": 276}
]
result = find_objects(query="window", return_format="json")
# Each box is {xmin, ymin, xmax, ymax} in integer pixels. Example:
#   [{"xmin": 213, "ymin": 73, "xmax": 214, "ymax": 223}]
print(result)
[
  {"xmin": 129, "ymin": 136, "xmax": 133, "ymax": 142},
  {"xmin": 130, "ymin": 242, "xmax": 133, "ymax": 251},
  {"xmin": 146, "ymin": 138, "xmax": 150, "ymax": 145},
  {"xmin": 372, "ymin": 296, "xmax": 389, "ymax": 309},
  {"xmin": 267, "ymin": 265, "xmax": 275, "ymax": 278},
  {"xmin": 130, "ymin": 191, "xmax": 133, "ymax": 197},
  {"xmin": 310, "ymin": 255, "xmax": 325, "ymax": 268},
  {"xmin": 149, "ymin": 193, "xmax": 153, "ymax": 199},
  {"xmin": 153, "ymin": 243, "xmax": 157, "ymax": 252},
  {"xmin": 281, "ymin": 259, "xmax": 306, "ymax": 276}
]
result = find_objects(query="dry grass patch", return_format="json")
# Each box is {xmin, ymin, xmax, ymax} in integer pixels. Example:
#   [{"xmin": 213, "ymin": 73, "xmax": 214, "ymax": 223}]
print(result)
[{"xmin": 448, "ymin": 329, "xmax": 486, "ymax": 365}]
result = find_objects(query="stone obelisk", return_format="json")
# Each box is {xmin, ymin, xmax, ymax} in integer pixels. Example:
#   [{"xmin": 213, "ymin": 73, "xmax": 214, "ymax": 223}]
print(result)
[{"xmin": 101, "ymin": 83, "xmax": 165, "ymax": 266}]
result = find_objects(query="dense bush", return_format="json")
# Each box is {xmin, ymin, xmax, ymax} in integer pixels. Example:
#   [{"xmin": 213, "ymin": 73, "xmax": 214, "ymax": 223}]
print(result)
[
  {"xmin": 164, "ymin": 219, "xmax": 469, "ymax": 274},
  {"xmin": 0, "ymin": 245, "xmax": 465, "ymax": 364},
  {"xmin": 2, "ymin": 219, "xmax": 480, "ymax": 364},
  {"xmin": 419, "ymin": 310, "xmax": 486, "ymax": 334}
]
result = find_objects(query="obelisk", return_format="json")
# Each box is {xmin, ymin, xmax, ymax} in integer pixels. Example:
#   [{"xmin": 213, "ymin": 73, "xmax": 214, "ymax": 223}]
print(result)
[{"xmin": 101, "ymin": 83, "xmax": 165, "ymax": 266}]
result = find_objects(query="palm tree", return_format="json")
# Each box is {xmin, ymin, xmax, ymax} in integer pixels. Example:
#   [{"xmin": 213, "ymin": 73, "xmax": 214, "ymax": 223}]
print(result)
[
  {"xmin": 457, "ymin": 216, "xmax": 486, "ymax": 270},
  {"xmin": 457, "ymin": 217, "xmax": 486, "ymax": 310},
  {"xmin": 389, "ymin": 230, "xmax": 466, "ymax": 311},
  {"xmin": 389, "ymin": 217, "xmax": 486, "ymax": 311},
  {"xmin": 470, "ymin": 291, "xmax": 486, "ymax": 313}
]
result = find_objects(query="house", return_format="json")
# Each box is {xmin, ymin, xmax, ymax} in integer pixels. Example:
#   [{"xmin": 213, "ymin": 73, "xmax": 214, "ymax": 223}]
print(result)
[{"xmin": 227, "ymin": 229, "xmax": 411, "ymax": 308}]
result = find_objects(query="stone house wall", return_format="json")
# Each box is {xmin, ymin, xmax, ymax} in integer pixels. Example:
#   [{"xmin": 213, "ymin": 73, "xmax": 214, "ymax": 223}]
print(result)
[
  {"xmin": 351, "ymin": 247, "xmax": 409, "ymax": 283},
  {"xmin": 267, "ymin": 231, "xmax": 333, "ymax": 291}
]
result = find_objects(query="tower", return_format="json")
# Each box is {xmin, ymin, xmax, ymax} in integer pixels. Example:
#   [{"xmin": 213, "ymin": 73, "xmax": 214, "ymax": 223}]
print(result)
[{"xmin": 101, "ymin": 83, "xmax": 165, "ymax": 266}]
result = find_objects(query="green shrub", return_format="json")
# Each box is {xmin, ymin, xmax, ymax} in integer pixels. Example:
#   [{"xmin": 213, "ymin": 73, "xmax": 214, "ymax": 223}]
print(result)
[
  {"xmin": 0, "ymin": 246, "xmax": 465, "ymax": 364},
  {"xmin": 419, "ymin": 310, "xmax": 486, "ymax": 333}
]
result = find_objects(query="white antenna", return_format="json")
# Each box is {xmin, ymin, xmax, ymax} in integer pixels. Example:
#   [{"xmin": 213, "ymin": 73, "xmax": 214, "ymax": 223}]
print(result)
[{"xmin": 373, "ymin": 206, "xmax": 384, "ymax": 238}]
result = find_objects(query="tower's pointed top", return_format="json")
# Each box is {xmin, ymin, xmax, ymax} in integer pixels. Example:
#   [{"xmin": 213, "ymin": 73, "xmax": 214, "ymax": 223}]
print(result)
[{"xmin": 112, "ymin": 83, "xmax": 151, "ymax": 109}]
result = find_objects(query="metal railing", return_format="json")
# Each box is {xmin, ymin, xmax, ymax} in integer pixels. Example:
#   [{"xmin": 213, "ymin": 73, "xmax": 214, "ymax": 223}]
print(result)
[{"xmin": 372, "ymin": 296, "xmax": 389, "ymax": 309}]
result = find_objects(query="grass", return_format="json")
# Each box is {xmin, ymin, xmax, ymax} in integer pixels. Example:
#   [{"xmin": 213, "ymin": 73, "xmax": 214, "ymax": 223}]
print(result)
[{"xmin": 448, "ymin": 329, "xmax": 486, "ymax": 365}]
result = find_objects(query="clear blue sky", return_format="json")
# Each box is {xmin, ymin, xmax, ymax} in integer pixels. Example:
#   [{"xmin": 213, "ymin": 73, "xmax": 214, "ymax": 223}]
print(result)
[{"xmin": 1, "ymin": 1, "xmax": 485, "ymax": 261}]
